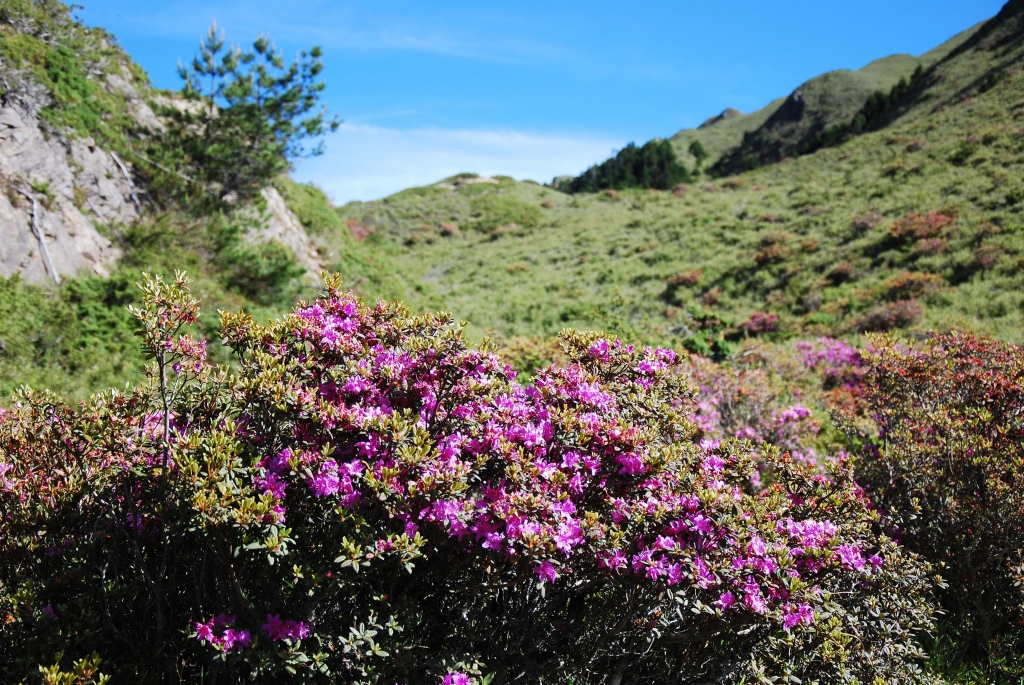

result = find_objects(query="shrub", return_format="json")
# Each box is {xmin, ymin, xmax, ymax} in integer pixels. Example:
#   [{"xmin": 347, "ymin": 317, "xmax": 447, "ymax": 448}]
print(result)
[
  {"xmin": 828, "ymin": 262, "xmax": 856, "ymax": 285},
  {"xmin": 219, "ymin": 240, "xmax": 305, "ymax": 303},
  {"xmin": 881, "ymin": 272, "xmax": 945, "ymax": 301},
  {"xmin": 848, "ymin": 332, "xmax": 1024, "ymax": 659},
  {"xmin": 0, "ymin": 274, "xmax": 938, "ymax": 684},
  {"xmin": 684, "ymin": 350, "xmax": 822, "ymax": 470},
  {"xmin": 735, "ymin": 311, "xmax": 779, "ymax": 337},
  {"xmin": 666, "ymin": 270, "xmax": 703, "ymax": 288},
  {"xmin": 851, "ymin": 300, "xmax": 923, "ymax": 332},
  {"xmin": 888, "ymin": 211, "xmax": 957, "ymax": 244},
  {"xmin": 469, "ymin": 194, "xmax": 542, "ymax": 234}
]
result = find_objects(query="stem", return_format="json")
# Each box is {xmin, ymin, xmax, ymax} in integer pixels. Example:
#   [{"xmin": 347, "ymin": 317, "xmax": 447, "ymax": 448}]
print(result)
[{"xmin": 160, "ymin": 348, "xmax": 170, "ymax": 470}]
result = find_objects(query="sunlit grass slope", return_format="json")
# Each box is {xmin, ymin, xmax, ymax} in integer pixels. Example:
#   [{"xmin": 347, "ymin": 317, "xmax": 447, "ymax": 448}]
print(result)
[{"xmin": 337, "ymin": 20, "xmax": 1024, "ymax": 347}]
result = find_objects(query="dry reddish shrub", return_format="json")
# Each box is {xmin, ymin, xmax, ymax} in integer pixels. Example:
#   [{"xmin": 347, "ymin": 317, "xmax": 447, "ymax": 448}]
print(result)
[
  {"xmin": 972, "ymin": 243, "xmax": 1003, "ymax": 271},
  {"xmin": 881, "ymin": 272, "xmax": 946, "ymax": 301},
  {"xmin": 849, "ymin": 332, "xmax": 1024, "ymax": 654},
  {"xmin": 912, "ymin": 238, "xmax": 947, "ymax": 256},
  {"xmin": 702, "ymin": 288, "xmax": 722, "ymax": 306},
  {"xmin": 737, "ymin": 311, "xmax": 779, "ymax": 336},
  {"xmin": 666, "ymin": 270, "xmax": 703, "ymax": 288},
  {"xmin": 828, "ymin": 262, "xmax": 856, "ymax": 285},
  {"xmin": 755, "ymin": 244, "xmax": 789, "ymax": 265},
  {"xmin": 888, "ymin": 211, "xmax": 958, "ymax": 243},
  {"xmin": 851, "ymin": 300, "xmax": 924, "ymax": 333},
  {"xmin": 346, "ymin": 219, "xmax": 374, "ymax": 242}
]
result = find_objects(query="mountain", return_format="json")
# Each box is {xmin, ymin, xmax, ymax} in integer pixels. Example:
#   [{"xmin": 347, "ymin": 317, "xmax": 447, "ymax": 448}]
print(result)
[
  {"xmin": 337, "ymin": 1, "xmax": 1024, "ymax": 352},
  {"xmin": 669, "ymin": 22, "xmax": 984, "ymax": 172}
]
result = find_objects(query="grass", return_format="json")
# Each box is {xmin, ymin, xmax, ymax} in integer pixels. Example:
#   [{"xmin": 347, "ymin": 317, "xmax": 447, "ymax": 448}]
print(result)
[
  {"xmin": 336, "ymin": 23, "xmax": 1024, "ymax": 352},
  {"xmin": 0, "ymin": 0, "xmax": 155, "ymax": 147}
]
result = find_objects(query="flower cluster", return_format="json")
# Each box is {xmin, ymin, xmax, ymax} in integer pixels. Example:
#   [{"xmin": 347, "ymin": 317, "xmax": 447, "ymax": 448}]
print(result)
[
  {"xmin": 0, "ymin": 274, "xmax": 938, "ymax": 685},
  {"xmin": 195, "ymin": 615, "xmax": 251, "ymax": 652},
  {"xmin": 684, "ymin": 352, "xmax": 823, "ymax": 469},
  {"xmin": 262, "ymin": 614, "xmax": 310, "ymax": 642}
]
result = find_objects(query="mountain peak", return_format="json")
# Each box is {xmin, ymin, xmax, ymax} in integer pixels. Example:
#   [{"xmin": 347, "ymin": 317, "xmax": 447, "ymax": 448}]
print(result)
[{"xmin": 699, "ymin": 108, "xmax": 745, "ymax": 129}]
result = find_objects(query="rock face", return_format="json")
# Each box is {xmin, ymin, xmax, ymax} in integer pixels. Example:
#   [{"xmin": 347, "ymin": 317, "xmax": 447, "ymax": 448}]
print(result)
[
  {"xmin": 250, "ymin": 187, "xmax": 324, "ymax": 277},
  {"xmin": 0, "ymin": 105, "xmax": 131, "ymax": 283}
]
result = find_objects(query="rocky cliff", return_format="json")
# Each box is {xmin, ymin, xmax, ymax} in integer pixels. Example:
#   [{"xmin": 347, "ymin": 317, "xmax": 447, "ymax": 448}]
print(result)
[{"xmin": 0, "ymin": 73, "xmax": 322, "ymax": 285}]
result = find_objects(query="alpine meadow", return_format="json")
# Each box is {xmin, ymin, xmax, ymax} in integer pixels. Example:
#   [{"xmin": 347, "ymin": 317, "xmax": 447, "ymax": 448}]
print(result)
[{"xmin": 2, "ymin": 1, "xmax": 1024, "ymax": 684}]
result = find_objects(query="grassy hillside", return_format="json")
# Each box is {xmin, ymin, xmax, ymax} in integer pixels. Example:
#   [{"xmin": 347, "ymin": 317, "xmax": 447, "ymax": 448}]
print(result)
[
  {"xmin": 669, "ymin": 21, "xmax": 985, "ymax": 172},
  {"xmin": 338, "ymin": 9, "xmax": 1024, "ymax": 354}
]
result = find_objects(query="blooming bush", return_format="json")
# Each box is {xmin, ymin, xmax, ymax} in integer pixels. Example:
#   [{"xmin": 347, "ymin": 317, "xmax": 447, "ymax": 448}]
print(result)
[
  {"xmin": 684, "ymin": 352, "xmax": 824, "ymax": 471},
  {"xmin": 0, "ymin": 274, "xmax": 938, "ymax": 683},
  {"xmin": 848, "ymin": 332, "xmax": 1024, "ymax": 656}
]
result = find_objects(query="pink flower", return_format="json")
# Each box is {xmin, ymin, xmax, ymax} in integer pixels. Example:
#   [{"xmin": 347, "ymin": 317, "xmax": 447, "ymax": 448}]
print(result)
[
  {"xmin": 309, "ymin": 459, "xmax": 341, "ymax": 497},
  {"xmin": 616, "ymin": 453, "xmax": 646, "ymax": 475},
  {"xmin": 263, "ymin": 614, "xmax": 311, "ymax": 642},
  {"xmin": 717, "ymin": 591, "xmax": 737, "ymax": 610},
  {"xmin": 443, "ymin": 673, "xmax": 472, "ymax": 685},
  {"xmin": 195, "ymin": 622, "xmax": 214, "ymax": 643},
  {"xmin": 220, "ymin": 629, "xmax": 251, "ymax": 650},
  {"xmin": 782, "ymin": 603, "xmax": 815, "ymax": 631},
  {"xmin": 835, "ymin": 543, "xmax": 866, "ymax": 571},
  {"xmin": 535, "ymin": 560, "xmax": 558, "ymax": 583},
  {"xmin": 589, "ymin": 339, "xmax": 611, "ymax": 362}
]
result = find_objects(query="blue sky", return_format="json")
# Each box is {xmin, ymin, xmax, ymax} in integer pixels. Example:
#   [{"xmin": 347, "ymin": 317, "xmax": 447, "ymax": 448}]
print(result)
[{"xmin": 79, "ymin": 1, "xmax": 1003, "ymax": 203}]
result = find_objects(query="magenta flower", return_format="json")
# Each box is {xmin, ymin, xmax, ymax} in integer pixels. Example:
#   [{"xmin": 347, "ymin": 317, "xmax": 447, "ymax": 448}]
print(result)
[
  {"xmin": 535, "ymin": 560, "xmax": 558, "ymax": 583},
  {"xmin": 262, "ymin": 614, "xmax": 311, "ymax": 642}
]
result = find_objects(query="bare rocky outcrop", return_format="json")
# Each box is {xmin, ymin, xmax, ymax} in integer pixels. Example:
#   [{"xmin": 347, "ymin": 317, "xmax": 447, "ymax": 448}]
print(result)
[
  {"xmin": 105, "ymin": 64, "xmax": 164, "ymax": 134},
  {"xmin": 0, "ymin": 104, "xmax": 131, "ymax": 283},
  {"xmin": 244, "ymin": 187, "xmax": 324, "ymax": 278}
]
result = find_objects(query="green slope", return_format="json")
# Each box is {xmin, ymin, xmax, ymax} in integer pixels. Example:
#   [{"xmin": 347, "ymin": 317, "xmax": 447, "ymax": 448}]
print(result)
[
  {"xmin": 669, "ymin": 21, "xmax": 986, "ymax": 172},
  {"xmin": 338, "ymin": 6, "xmax": 1024, "ymax": 349}
]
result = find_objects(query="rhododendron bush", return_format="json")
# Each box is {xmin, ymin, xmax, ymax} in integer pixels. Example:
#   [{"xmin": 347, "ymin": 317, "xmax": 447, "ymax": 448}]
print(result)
[
  {"xmin": 849, "ymin": 332, "xmax": 1024, "ymax": 659},
  {"xmin": 0, "ymin": 274, "xmax": 937, "ymax": 684}
]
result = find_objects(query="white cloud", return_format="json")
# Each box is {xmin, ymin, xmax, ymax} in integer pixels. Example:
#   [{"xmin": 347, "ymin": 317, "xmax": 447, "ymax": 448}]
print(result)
[{"xmin": 290, "ymin": 123, "xmax": 621, "ymax": 205}]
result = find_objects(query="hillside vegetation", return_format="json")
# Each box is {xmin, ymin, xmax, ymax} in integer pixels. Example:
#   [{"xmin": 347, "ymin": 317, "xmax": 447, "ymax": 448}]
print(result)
[
  {"xmin": 0, "ymin": 2, "xmax": 412, "ymax": 399},
  {"xmin": 339, "ymin": 3, "xmax": 1024, "ymax": 355},
  {"xmin": 668, "ymin": 21, "xmax": 983, "ymax": 171}
]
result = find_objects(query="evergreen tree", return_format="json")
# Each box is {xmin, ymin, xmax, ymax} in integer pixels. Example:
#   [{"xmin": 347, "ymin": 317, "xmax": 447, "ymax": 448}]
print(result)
[
  {"xmin": 568, "ymin": 139, "xmax": 691, "ymax": 193},
  {"xmin": 160, "ymin": 23, "xmax": 339, "ymax": 205},
  {"xmin": 689, "ymin": 139, "xmax": 709, "ymax": 163}
]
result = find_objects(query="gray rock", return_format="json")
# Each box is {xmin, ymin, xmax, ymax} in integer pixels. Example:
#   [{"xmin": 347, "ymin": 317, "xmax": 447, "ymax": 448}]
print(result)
[
  {"xmin": 0, "ymin": 105, "xmax": 124, "ymax": 283},
  {"xmin": 243, "ymin": 187, "xmax": 324, "ymax": 279}
]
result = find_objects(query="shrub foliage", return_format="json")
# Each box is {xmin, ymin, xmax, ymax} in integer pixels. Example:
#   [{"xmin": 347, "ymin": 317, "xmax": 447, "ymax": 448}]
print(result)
[
  {"xmin": 0, "ymin": 275, "xmax": 938, "ymax": 684},
  {"xmin": 850, "ymin": 332, "xmax": 1024, "ymax": 655}
]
